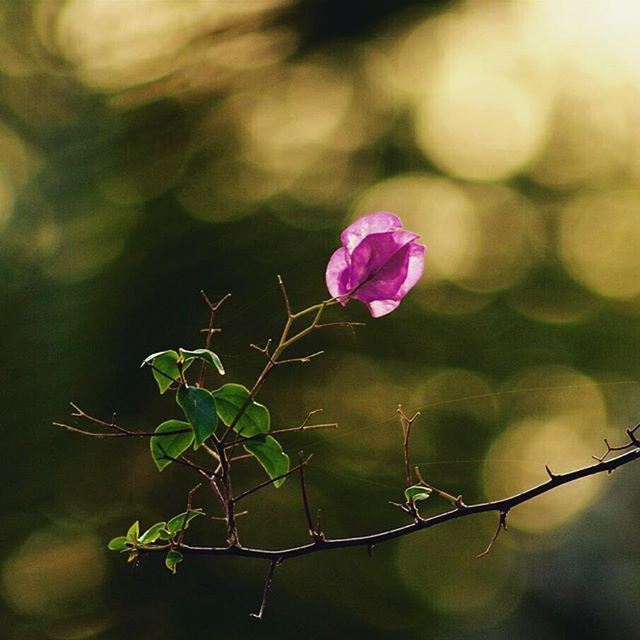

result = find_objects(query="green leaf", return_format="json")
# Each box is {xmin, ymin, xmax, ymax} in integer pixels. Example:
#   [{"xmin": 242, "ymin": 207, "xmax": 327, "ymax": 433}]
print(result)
[
  {"xmin": 143, "ymin": 350, "xmax": 180, "ymax": 394},
  {"xmin": 166, "ymin": 508, "xmax": 206, "ymax": 535},
  {"xmin": 150, "ymin": 420, "xmax": 194, "ymax": 471},
  {"xmin": 404, "ymin": 485, "xmax": 433, "ymax": 503},
  {"xmin": 107, "ymin": 536, "xmax": 130, "ymax": 551},
  {"xmin": 243, "ymin": 436, "xmax": 290, "ymax": 488},
  {"xmin": 179, "ymin": 348, "xmax": 225, "ymax": 376},
  {"xmin": 165, "ymin": 550, "xmax": 183, "ymax": 574},
  {"xmin": 212, "ymin": 383, "xmax": 270, "ymax": 437},
  {"xmin": 126, "ymin": 521, "xmax": 140, "ymax": 544},
  {"xmin": 139, "ymin": 522, "xmax": 169, "ymax": 544},
  {"xmin": 176, "ymin": 386, "xmax": 218, "ymax": 449}
]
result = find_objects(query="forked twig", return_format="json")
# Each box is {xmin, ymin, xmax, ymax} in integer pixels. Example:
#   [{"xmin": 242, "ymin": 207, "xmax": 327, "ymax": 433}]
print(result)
[{"xmin": 398, "ymin": 405, "xmax": 420, "ymax": 487}]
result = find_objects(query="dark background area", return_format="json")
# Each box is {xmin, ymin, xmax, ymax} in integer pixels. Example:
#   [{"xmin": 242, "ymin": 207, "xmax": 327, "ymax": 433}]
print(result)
[{"xmin": 3, "ymin": 1, "xmax": 640, "ymax": 638}]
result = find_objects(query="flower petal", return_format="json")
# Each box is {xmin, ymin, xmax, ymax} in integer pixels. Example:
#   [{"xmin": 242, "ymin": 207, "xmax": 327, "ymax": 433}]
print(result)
[
  {"xmin": 348, "ymin": 230, "xmax": 418, "ymax": 300},
  {"xmin": 340, "ymin": 212, "xmax": 403, "ymax": 254},
  {"xmin": 393, "ymin": 241, "xmax": 426, "ymax": 300},
  {"xmin": 325, "ymin": 246, "xmax": 350, "ymax": 304},
  {"xmin": 366, "ymin": 299, "xmax": 401, "ymax": 318}
]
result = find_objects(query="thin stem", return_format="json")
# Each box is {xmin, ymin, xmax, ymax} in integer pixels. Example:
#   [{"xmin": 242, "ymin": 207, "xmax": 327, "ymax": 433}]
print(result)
[
  {"xmin": 232, "ymin": 455, "xmax": 313, "ymax": 504},
  {"xmin": 414, "ymin": 466, "xmax": 465, "ymax": 508},
  {"xmin": 176, "ymin": 484, "xmax": 202, "ymax": 546},
  {"xmin": 398, "ymin": 405, "xmax": 420, "ymax": 487},
  {"xmin": 57, "ymin": 404, "xmax": 191, "ymax": 438},
  {"xmin": 298, "ymin": 450, "xmax": 322, "ymax": 541},
  {"xmin": 224, "ymin": 421, "xmax": 337, "ymax": 449},
  {"xmin": 198, "ymin": 291, "xmax": 231, "ymax": 388},
  {"xmin": 52, "ymin": 422, "xmax": 127, "ymax": 438},
  {"xmin": 476, "ymin": 511, "xmax": 508, "ymax": 559},
  {"xmin": 249, "ymin": 559, "xmax": 280, "ymax": 621}
]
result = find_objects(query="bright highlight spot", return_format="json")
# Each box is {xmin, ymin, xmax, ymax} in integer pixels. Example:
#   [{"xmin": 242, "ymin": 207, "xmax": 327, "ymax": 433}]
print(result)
[
  {"xmin": 559, "ymin": 190, "xmax": 640, "ymax": 299},
  {"xmin": 483, "ymin": 417, "xmax": 605, "ymax": 534},
  {"xmin": 415, "ymin": 69, "xmax": 548, "ymax": 181}
]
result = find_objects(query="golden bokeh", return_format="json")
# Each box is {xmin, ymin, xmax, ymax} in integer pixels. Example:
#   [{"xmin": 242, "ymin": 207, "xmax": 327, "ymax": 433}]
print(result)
[
  {"xmin": 559, "ymin": 189, "xmax": 640, "ymax": 300},
  {"xmin": 483, "ymin": 417, "xmax": 606, "ymax": 534},
  {"xmin": 53, "ymin": 0, "xmax": 292, "ymax": 92},
  {"xmin": 2, "ymin": 528, "xmax": 107, "ymax": 616},
  {"xmin": 414, "ymin": 68, "xmax": 549, "ymax": 181},
  {"xmin": 483, "ymin": 366, "xmax": 612, "ymax": 534},
  {"xmin": 382, "ymin": 1, "xmax": 553, "ymax": 181}
]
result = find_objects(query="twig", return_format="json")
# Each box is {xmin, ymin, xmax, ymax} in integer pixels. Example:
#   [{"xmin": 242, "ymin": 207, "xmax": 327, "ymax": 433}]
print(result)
[
  {"xmin": 57, "ymin": 404, "xmax": 191, "ymax": 439},
  {"xmin": 198, "ymin": 291, "xmax": 231, "ymax": 388},
  {"xmin": 315, "ymin": 321, "xmax": 366, "ymax": 330},
  {"xmin": 277, "ymin": 274, "xmax": 292, "ymax": 318},
  {"xmin": 276, "ymin": 351, "xmax": 324, "ymax": 366},
  {"xmin": 144, "ymin": 363, "xmax": 181, "ymax": 387},
  {"xmin": 176, "ymin": 483, "xmax": 203, "ymax": 545},
  {"xmin": 414, "ymin": 466, "xmax": 465, "ymax": 508},
  {"xmin": 229, "ymin": 453, "xmax": 254, "ymax": 463},
  {"xmin": 398, "ymin": 405, "xmax": 420, "ymax": 487},
  {"xmin": 52, "ymin": 422, "xmax": 127, "ymax": 438},
  {"xmin": 299, "ymin": 450, "xmax": 323, "ymax": 542},
  {"xmin": 476, "ymin": 511, "xmax": 508, "ymax": 559},
  {"xmin": 250, "ymin": 339, "xmax": 273, "ymax": 358},
  {"xmin": 156, "ymin": 444, "xmax": 218, "ymax": 479},
  {"xmin": 249, "ymin": 559, "xmax": 281, "ymax": 621},
  {"xmin": 232, "ymin": 455, "xmax": 313, "ymax": 504},
  {"xmin": 225, "ymin": 421, "xmax": 337, "ymax": 449}
]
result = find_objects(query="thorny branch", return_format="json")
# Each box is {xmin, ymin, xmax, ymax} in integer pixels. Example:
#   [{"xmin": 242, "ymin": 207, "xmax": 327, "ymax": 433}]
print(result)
[{"xmin": 142, "ymin": 441, "xmax": 640, "ymax": 562}]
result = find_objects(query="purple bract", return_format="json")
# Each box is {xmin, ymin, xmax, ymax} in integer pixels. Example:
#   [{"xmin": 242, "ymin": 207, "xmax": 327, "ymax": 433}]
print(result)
[{"xmin": 325, "ymin": 212, "xmax": 426, "ymax": 317}]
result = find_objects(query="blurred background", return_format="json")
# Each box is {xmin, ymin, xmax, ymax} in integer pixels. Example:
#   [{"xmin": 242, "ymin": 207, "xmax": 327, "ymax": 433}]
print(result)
[{"xmin": 4, "ymin": 0, "xmax": 640, "ymax": 638}]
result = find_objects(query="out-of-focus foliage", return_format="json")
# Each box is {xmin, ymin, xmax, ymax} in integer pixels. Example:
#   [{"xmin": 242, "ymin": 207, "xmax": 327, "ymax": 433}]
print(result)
[{"xmin": 3, "ymin": 1, "xmax": 640, "ymax": 638}]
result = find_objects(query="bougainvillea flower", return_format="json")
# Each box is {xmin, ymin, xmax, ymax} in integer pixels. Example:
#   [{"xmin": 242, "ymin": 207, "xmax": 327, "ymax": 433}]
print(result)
[{"xmin": 326, "ymin": 212, "xmax": 426, "ymax": 317}]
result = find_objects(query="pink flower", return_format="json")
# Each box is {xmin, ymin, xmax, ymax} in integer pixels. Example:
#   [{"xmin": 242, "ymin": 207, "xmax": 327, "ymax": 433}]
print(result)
[{"xmin": 325, "ymin": 212, "xmax": 426, "ymax": 317}]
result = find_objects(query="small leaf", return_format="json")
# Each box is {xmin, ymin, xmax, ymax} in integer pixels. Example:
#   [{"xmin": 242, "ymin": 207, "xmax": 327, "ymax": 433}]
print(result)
[
  {"xmin": 166, "ymin": 508, "xmax": 206, "ymax": 535},
  {"xmin": 243, "ymin": 436, "xmax": 290, "ymax": 488},
  {"xmin": 176, "ymin": 386, "xmax": 218, "ymax": 449},
  {"xmin": 107, "ymin": 536, "xmax": 130, "ymax": 551},
  {"xmin": 150, "ymin": 420, "xmax": 194, "ymax": 471},
  {"xmin": 142, "ymin": 350, "xmax": 180, "ymax": 394},
  {"xmin": 126, "ymin": 521, "xmax": 140, "ymax": 544},
  {"xmin": 179, "ymin": 348, "xmax": 225, "ymax": 376},
  {"xmin": 212, "ymin": 383, "xmax": 270, "ymax": 437},
  {"xmin": 139, "ymin": 522, "xmax": 169, "ymax": 544},
  {"xmin": 404, "ymin": 485, "xmax": 432, "ymax": 503},
  {"xmin": 165, "ymin": 550, "xmax": 183, "ymax": 574}
]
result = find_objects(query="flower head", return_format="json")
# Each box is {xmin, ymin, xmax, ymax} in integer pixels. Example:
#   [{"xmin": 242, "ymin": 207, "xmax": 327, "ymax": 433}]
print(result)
[{"xmin": 325, "ymin": 212, "xmax": 426, "ymax": 317}]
